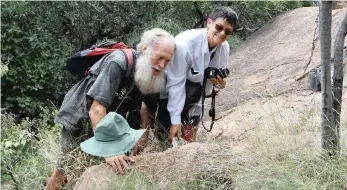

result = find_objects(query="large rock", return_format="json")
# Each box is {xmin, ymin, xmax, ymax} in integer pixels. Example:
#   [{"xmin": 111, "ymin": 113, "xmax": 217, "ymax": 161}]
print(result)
[
  {"xmin": 74, "ymin": 143, "xmax": 234, "ymax": 190},
  {"xmin": 214, "ymin": 7, "xmax": 346, "ymax": 114},
  {"xmin": 201, "ymin": 7, "xmax": 347, "ymax": 143}
]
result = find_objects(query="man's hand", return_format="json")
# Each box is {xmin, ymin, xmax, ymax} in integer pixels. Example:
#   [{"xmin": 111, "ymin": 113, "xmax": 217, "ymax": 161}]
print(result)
[
  {"xmin": 209, "ymin": 75, "xmax": 226, "ymax": 89},
  {"xmin": 130, "ymin": 130, "xmax": 149, "ymax": 156},
  {"xmin": 169, "ymin": 124, "xmax": 182, "ymax": 141},
  {"xmin": 104, "ymin": 155, "xmax": 134, "ymax": 175}
]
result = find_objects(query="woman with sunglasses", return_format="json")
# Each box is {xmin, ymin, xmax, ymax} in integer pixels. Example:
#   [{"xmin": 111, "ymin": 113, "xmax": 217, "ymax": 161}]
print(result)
[{"xmin": 156, "ymin": 7, "xmax": 238, "ymax": 143}]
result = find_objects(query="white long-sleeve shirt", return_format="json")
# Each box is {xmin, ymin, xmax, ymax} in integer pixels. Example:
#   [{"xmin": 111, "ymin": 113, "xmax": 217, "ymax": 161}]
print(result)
[{"xmin": 162, "ymin": 28, "xmax": 230, "ymax": 125}]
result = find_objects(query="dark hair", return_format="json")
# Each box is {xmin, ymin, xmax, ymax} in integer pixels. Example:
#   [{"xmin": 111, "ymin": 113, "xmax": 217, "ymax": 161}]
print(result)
[{"xmin": 208, "ymin": 6, "xmax": 238, "ymax": 28}]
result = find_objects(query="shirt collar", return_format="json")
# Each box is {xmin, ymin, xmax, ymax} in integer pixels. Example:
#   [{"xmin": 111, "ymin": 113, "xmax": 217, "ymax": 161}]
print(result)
[
  {"xmin": 209, "ymin": 46, "xmax": 217, "ymax": 54},
  {"xmin": 201, "ymin": 28, "xmax": 209, "ymax": 54}
]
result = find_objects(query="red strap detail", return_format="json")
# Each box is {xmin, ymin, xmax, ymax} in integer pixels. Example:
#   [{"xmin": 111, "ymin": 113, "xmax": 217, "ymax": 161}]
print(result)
[
  {"xmin": 86, "ymin": 46, "xmax": 133, "ymax": 64},
  {"xmin": 111, "ymin": 42, "xmax": 128, "ymax": 49},
  {"xmin": 87, "ymin": 48, "xmax": 115, "ymax": 56},
  {"xmin": 87, "ymin": 42, "xmax": 129, "ymax": 56},
  {"xmin": 122, "ymin": 49, "xmax": 134, "ymax": 65}
]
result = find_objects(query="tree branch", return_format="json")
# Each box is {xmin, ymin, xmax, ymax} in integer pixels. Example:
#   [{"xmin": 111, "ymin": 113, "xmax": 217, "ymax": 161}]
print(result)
[
  {"xmin": 100, "ymin": 1, "xmax": 113, "ymax": 13},
  {"xmin": 237, "ymin": 3, "xmax": 247, "ymax": 19}
]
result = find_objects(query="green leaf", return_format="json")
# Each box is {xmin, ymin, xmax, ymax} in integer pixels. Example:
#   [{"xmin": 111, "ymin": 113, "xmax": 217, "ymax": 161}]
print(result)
[{"xmin": 4, "ymin": 141, "xmax": 12, "ymax": 148}]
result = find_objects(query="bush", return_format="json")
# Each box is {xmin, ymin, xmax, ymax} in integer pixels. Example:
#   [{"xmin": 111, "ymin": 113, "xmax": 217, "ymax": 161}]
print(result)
[
  {"xmin": 0, "ymin": 112, "xmax": 60, "ymax": 189},
  {"xmin": 228, "ymin": 35, "xmax": 244, "ymax": 50},
  {"xmin": 1, "ymin": 2, "xmax": 76, "ymax": 118},
  {"xmin": 1, "ymin": 1, "xmax": 311, "ymax": 118}
]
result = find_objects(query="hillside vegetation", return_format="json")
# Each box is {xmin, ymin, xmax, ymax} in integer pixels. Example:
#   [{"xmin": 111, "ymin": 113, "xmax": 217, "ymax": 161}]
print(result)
[{"xmin": 3, "ymin": 2, "xmax": 347, "ymax": 190}]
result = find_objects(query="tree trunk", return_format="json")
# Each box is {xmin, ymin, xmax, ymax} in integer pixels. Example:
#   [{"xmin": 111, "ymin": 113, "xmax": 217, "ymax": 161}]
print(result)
[
  {"xmin": 332, "ymin": 11, "xmax": 347, "ymax": 154},
  {"xmin": 193, "ymin": 2, "xmax": 205, "ymax": 28},
  {"xmin": 331, "ymin": 1, "xmax": 338, "ymax": 9},
  {"xmin": 319, "ymin": 1, "xmax": 335, "ymax": 155}
]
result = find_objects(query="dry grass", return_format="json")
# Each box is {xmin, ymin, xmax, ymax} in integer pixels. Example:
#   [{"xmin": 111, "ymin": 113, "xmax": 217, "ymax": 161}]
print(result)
[
  {"xmin": 2, "ymin": 85, "xmax": 346, "ymax": 190},
  {"xmin": 204, "ymin": 86, "xmax": 347, "ymax": 189},
  {"xmin": 54, "ymin": 85, "xmax": 347, "ymax": 189}
]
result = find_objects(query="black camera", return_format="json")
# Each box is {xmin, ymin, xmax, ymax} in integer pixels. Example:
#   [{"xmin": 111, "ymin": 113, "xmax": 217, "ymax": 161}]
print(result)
[{"xmin": 205, "ymin": 67, "xmax": 230, "ymax": 79}]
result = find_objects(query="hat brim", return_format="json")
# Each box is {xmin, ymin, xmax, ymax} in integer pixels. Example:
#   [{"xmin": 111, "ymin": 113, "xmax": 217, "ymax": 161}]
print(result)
[{"xmin": 80, "ymin": 129, "xmax": 145, "ymax": 157}]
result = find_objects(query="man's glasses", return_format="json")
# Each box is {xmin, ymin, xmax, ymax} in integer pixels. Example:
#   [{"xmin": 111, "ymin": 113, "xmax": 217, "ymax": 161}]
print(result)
[{"xmin": 215, "ymin": 24, "xmax": 233, "ymax": 35}]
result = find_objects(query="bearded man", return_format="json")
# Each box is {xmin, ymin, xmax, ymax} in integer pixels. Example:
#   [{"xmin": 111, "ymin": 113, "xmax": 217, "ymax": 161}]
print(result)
[{"xmin": 46, "ymin": 28, "xmax": 175, "ymax": 190}]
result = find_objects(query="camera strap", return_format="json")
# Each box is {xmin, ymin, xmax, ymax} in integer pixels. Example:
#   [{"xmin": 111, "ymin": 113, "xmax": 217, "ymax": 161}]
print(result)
[
  {"xmin": 200, "ymin": 51, "xmax": 217, "ymax": 132},
  {"xmin": 200, "ymin": 75, "xmax": 216, "ymax": 132}
]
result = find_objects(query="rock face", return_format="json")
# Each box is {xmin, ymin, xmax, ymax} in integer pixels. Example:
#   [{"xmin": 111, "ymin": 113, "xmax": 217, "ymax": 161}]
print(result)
[
  {"xmin": 74, "ymin": 143, "xmax": 233, "ymax": 190},
  {"xmin": 75, "ymin": 7, "xmax": 347, "ymax": 189},
  {"xmin": 213, "ymin": 7, "xmax": 346, "ymax": 114},
  {"xmin": 202, "ymin": 7, "xmax": 346, "ymax": 143}
]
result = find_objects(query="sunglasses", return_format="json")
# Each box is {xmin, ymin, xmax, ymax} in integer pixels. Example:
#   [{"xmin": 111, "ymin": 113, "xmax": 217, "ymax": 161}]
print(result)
[{"xmin": 215, "ymin": 24, "xmax": 233, "ymax": 35}]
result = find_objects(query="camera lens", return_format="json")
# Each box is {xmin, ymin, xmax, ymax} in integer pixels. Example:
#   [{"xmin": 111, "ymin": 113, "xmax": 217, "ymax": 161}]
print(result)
[{"xmin": 224, "ymin": 68, "xmax": 230, "ymax": 76}]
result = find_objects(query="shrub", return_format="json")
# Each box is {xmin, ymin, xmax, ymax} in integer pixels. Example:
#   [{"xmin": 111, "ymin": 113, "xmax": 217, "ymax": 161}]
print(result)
[{"xmin": 0, "ymin": 112, "xmax": 60, "ymax": 189}]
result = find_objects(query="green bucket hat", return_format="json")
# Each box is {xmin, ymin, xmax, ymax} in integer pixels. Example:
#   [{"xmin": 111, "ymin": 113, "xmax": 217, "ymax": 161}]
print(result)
[{"xmin": 80, "ymin": 112, "xmax": 144, "ymax": 157}]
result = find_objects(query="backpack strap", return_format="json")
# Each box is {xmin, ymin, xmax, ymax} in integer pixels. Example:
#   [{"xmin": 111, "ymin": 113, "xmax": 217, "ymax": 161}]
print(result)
[{"xmin": 121, "ymin": 49, "xmax": 135, "ymax": 78}]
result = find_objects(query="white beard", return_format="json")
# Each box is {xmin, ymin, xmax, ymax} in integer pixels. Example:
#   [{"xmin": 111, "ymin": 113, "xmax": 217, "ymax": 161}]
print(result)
[{"xmin": 134, "ymin": 53, "xmax": 166, "ymax": 95}]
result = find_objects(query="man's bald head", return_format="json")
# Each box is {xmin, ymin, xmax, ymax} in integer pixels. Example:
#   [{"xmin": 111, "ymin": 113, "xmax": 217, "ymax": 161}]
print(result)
[{"xmin": 136, "ymin": 28, "xmax": 175, "ymax": 55}]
